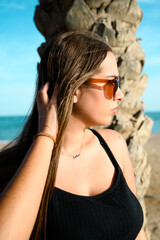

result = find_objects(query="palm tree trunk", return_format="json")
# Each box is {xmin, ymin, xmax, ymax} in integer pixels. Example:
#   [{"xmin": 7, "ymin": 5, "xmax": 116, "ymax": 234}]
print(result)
[{"xmin": 34, "ymin": 1, "xmax": 153, "ymax": 238}]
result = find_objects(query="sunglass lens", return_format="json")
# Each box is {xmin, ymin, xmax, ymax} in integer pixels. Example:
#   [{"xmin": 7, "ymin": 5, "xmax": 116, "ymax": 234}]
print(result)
[
  {"xmin": 114, "ymin": 79, "xmax": 119, "ymax": 96},
  {"xmin": 105, "ymin": 80, "xmax": 119, "ymax": 99},
  {"xmin": 105, "ymin": 82, "xmax": 115, "ymax": 99}
]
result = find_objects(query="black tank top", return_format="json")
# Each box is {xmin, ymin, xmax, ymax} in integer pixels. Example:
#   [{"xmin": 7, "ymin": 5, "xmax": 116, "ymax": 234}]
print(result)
[{"xmin": 47, "ymin": 129, "xmax": 143, "ymax": 240}]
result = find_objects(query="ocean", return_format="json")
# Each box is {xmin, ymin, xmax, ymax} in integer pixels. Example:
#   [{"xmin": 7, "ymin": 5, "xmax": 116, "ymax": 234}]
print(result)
[{"xmin": 0, "ymin": 112, "xmax": 160, "ymax": 142}]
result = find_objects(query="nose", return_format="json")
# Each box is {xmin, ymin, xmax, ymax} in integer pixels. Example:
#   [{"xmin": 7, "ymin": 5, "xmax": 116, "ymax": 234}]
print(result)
[{"xmin": 113, "ymin": 87, "xmax": 124, "ymax": 102}]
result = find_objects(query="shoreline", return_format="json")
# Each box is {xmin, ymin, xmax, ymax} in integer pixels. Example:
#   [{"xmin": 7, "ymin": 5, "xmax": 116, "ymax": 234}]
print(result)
[
  {"xmin": 0, "ymin": 132, "xmax": 160, "ymax": 144},
  {"xmin": 0, "ymin": 140, "xmax": 10, "ymax": 144}
]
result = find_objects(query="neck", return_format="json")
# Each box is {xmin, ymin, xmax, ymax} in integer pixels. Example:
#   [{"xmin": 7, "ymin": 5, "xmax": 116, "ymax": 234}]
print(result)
[{"xmin": 61, "ymin": 115, "xmax": 88, "ymax": 157}]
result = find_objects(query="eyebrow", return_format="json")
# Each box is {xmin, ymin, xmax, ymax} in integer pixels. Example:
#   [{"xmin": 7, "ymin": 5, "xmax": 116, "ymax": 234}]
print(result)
[{"xmin": 105, "ymin": 75, "xmax": 119, "ymax": 79}]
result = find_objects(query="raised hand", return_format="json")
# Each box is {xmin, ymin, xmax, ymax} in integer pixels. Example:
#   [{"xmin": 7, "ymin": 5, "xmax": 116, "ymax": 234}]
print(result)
[{"xmin": 36, "ymin": 82, "xmax": 58, "ymax": 138}]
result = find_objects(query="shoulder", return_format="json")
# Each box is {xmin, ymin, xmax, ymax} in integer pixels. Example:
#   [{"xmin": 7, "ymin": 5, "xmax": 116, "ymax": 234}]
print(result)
[
  {"xmin": 95, "ymin": 128, "xmax": 137, "ymax": 196},
  {"xmin": 95, "ymin": 128, "xmax": 130, "ymax": 171},
  {"xmin": 96, "ymin": 128, "xmax": 125, "ymax": 145},
  {"xmin": 95, "ymin": 128, "xmax": 128, "ymax": 156}
]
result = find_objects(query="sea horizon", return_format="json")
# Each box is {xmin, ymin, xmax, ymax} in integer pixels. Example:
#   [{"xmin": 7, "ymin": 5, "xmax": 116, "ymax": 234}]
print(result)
[{"xmin": 0, "ymin": 111, "xmax": 160, "ymax": 142}]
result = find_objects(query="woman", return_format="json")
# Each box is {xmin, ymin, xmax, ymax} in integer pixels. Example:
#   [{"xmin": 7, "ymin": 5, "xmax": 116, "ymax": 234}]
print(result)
[{"xmin": 0, "ymin": 31, "xmax": 147, "ymax": 240}]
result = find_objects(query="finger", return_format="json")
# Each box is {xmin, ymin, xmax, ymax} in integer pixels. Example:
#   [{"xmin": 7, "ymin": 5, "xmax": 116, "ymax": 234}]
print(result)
[
  {"xmin": 39, "ymin": 82, "xmax": 50, "ymax": 105},
  {"xmin": 50, "ymin": 83, "xmax": 58, "ymax": 104},
  {"xmin": 43, "ymin": 81, "xmax": 50, "ymax": 91},
  {"xmin": 36, "ymin": 93, "xmax": 42, "ymax": 112}
]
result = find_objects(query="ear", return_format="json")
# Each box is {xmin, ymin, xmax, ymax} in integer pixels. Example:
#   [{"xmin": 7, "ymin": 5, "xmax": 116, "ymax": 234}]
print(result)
[{"xmin": 73, "ymin": 88, "xmax": 81, "ymax": 103}]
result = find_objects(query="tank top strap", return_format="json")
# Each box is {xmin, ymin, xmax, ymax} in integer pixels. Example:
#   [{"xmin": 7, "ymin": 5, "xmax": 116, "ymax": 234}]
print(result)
[{"xmin": 89, "ymin": 128, "xmax": 119, "ymax": 169}]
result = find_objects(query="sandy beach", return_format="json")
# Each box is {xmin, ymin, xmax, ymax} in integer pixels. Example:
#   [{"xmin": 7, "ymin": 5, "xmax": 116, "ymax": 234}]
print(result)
[
  {"xmin": 144, "ymin": 133, "xmax": 160, "ymax": 240},
  {"xmin": 0, "ymin": 134, "xmax": 160, "ymax": 239}
]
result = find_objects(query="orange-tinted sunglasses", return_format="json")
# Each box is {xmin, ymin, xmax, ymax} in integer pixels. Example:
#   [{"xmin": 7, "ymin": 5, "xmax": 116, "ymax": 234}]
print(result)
[{"xmin": 86, "ymin": 77, "xmax": 119, "ymax": 99}]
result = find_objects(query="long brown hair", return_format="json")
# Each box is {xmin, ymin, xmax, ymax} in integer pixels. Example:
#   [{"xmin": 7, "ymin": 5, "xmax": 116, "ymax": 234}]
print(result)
[{"xmin": 0, "ymin": 31, "xmax": 112, "ymax": 239}]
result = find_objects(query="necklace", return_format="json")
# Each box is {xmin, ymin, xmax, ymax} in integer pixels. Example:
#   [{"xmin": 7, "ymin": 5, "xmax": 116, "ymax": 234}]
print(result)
[{"xmin": 72, "ymin": 130, "xmax": 85, "ymax": 159}]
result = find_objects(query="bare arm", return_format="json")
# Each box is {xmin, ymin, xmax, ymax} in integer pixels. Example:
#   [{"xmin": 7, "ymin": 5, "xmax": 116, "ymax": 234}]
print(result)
[
  {"xmin": 114, "ymin": 132, "xmax": 148, "ymax": 240},
  {"xmin": 120, "ymin": 138, "xmax": 147, "ymax": 240},
  {"xmin": 98, "ymin": 129, "xmax": 148, "ymax": 240},
  {"xmin": 0, "ymin": 82, "xmax": 58, "ymax": 240}
]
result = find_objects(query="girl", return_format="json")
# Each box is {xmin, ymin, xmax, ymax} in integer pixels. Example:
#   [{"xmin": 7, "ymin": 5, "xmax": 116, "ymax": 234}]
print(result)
[{"xmin": 0, "ymin": 31, "xmax": 147, "ymax": 239}]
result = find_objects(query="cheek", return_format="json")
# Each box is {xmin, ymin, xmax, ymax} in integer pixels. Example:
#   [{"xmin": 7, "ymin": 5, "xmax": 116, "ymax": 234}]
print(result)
[
  {"xmin": 72, "ymin": 92, "xmax": 112, "ymax": 125},
  {"xmin": 85, "ymin": 92, "xmax": 111, "ymax": 114}
]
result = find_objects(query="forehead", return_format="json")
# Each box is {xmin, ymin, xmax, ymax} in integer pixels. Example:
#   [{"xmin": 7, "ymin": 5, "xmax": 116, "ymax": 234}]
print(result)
[{"xmin": 97, "ymin": 51, "xmax": 119, "ymax": 77}]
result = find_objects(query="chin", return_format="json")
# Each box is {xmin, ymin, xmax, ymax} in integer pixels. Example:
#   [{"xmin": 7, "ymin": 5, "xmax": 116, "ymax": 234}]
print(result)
[
  {"xmin": 88, "ymin": 115, "xmax": 113, "ymax": 128},
  {"xmin": 99, "ymin": 115, "xmax": 113, "ymax": 125},
  {"xmin": 103, "ymin": 115, "xmax": 113, "ymax": 126}
]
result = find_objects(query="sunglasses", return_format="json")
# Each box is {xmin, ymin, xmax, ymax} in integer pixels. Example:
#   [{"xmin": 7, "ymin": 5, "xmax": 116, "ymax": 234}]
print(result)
[{"xmin": 86, "ymin": 77, "xmax": 120, "ymax": 99}]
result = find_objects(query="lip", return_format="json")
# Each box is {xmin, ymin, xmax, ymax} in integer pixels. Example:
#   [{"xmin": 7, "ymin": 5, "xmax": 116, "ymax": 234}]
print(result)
[
  {"xmin": 112, "ymin": 106, "xmax": 118, "ymax": 110},
  {"xmin": 111, "ymin": 106, "xmax": 118, "ymax": 115}
]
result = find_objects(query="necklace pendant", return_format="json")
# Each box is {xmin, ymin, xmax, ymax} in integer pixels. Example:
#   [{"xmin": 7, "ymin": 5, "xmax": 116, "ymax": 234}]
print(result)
[{"xmin": 73, "ymin": 154, "xmax": 80, "ymax": 159}]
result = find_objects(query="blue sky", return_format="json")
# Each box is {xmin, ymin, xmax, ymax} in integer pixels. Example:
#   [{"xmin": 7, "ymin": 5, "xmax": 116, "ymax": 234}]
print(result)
[
  {"xmin": 0, "ymin": 0, "xmax": 159, "ymax": 116},
  {"xmin": 137, "ymin": 0, "xmax": 160, "ymax": 112}
]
